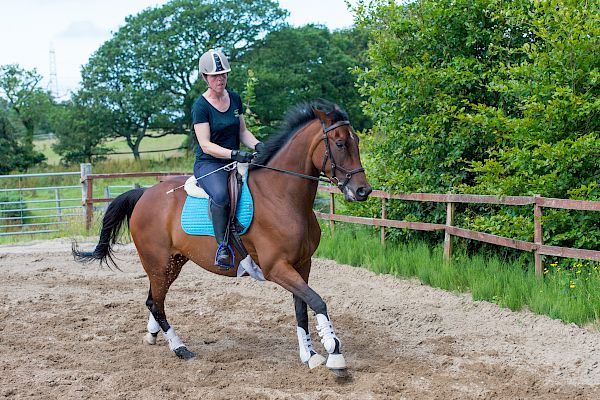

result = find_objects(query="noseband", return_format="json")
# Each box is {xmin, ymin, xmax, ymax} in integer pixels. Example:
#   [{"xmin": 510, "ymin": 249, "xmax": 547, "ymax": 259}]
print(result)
[{"xmin": 320, "ymin": 120, "xmax": 365, "ymax": 190}]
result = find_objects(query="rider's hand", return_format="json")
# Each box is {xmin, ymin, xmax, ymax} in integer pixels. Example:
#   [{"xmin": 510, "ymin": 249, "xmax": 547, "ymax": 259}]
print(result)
[
  {"xmin": 230, "ymin": 150, "xmax": 254, "ymax": 163},
  {"xmin": 255, "ymin": 142, "xmax": 265, "ymax": 155}
]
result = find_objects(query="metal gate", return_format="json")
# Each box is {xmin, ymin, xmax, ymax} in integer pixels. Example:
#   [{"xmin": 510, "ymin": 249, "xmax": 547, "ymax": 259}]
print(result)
[{"xmin": 0, "ymin": 171, "xmax": 82, "ymax": 237}]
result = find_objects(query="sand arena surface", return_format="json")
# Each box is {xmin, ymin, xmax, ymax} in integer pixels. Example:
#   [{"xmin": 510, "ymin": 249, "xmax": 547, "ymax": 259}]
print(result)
[{"xmin": 1, "ymin": 238, "xmax": 599, "ymax": 399}]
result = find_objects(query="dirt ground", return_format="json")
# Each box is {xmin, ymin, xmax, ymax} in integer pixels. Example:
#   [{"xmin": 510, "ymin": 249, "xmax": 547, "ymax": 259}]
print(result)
[{"xmin": 1, "ymin": 238, "xmax": 599, "ymax": 400}]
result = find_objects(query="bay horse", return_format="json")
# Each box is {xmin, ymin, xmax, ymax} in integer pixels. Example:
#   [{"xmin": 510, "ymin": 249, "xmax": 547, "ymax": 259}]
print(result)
[{"xmin": 73, "ymin": 100, "xmax": 372, "ymax": 374}]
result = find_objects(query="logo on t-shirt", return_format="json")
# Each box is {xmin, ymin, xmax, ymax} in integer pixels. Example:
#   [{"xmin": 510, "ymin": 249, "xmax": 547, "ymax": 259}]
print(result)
[{"xmin": 233, "ymin": 108, "xmax": 240, "ymax": 118}]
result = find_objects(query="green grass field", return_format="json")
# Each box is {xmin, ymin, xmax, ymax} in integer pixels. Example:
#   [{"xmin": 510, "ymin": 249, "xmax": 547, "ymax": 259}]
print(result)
[
  {"xmin": 316, "ymin": 223, "xmax": 600, "ymax": 328},
  {"xmin": 34, "ymin": 134, "xmax": 189, "ymax": 165}
]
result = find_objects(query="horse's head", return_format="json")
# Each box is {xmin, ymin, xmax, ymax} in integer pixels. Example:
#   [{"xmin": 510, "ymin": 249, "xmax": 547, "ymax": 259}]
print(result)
[{"xmin": 312, "ymin": 106, "xmax": 372, "ymax": 202}]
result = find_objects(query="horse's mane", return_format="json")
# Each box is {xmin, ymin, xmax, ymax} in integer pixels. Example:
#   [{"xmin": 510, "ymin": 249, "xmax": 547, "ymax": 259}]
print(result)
[{"xmin": 251, "ymin": 99, "xmax": 349, "ymax": 168}]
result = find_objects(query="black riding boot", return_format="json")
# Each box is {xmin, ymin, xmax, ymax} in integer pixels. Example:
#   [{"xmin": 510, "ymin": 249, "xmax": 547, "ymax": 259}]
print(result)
[{"xmin": 210, "ymin": 201, "xmax": 231, "ymax": 266}]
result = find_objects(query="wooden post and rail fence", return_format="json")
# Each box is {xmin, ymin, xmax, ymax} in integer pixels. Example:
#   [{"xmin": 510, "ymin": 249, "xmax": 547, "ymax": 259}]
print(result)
[{"xmin": 80, "ymin": 164, "xmax": 600, "ymax": 276}]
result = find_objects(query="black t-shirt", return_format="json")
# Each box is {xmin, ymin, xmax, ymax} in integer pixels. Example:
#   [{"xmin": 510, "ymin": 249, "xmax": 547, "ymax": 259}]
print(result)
[{"xmin": 192, "ymin": 90, "xmax": 244, "ymax": 161}]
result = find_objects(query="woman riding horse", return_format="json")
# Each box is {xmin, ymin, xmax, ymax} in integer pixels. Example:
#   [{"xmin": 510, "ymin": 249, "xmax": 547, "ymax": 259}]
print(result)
[
  {"xmin": 73, "ymin": 95, "xmax": 372, "ymax": 374},
  {"xmin": 193, "ymin": 49, "xmax": 263, "ymax": 267}
]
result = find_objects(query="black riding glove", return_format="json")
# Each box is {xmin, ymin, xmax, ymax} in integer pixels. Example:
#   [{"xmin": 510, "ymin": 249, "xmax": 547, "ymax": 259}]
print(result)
[
  {"xmin": 255, "ymin": 142, "xmax": 265, "ymax": 155},
  {"xmin": 230, "ymin": 150, "xmax": 254, "ymax": 163}
]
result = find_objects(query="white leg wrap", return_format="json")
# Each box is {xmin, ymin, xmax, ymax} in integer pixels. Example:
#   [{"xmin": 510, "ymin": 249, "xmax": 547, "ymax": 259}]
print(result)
[
  {"xmin": 163, "ymin": 327, "xmax": 185, "ymax": 351},
  {"xmin": 144, "ymin": 332, "xmax": 157, "ymax": 345},
  {"xmin": 316, "ymin": 314, "xmax": 341, "ymax": 354},
  {"xmin": 296, "ymin": 327, "xmax": 326, "ymax": 369},
  {"xmin": 147, "ymin": 313, "xmax": 160, "ymax": 334},
  {"xmin": 143, "ymin": 313, "xmax": 161, "ymax": 345},
  {"xmin": 296, "ymin": 327, "xmax": 314, "ymax": 363}
]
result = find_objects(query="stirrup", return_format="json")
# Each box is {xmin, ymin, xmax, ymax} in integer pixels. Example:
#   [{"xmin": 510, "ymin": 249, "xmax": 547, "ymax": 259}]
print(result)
[{"xmin": 215, "ymin": 243, "xmax": 235, "ymax": 270}]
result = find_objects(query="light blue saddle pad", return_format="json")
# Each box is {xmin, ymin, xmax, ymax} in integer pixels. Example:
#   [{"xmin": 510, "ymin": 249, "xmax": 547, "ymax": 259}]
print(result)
[{"xmin": 181, "ymin": 177, "xmax": 253, "ymax": 236}]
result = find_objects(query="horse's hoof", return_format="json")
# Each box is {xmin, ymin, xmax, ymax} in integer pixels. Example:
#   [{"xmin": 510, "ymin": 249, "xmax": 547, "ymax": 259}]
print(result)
[
  {"xmin": 174, "ymin": 346, "xmax": 196, "ymax": 360},
  {"xmin": 326, "ymin": 353, "xmax": 347, "ymax": 370},
  {"xmin": 144, "ymin": 332, "xmax": 158, "ymax": 345},
  {"xmin": 307, "ymin": 353, "xmax": 326, "ymax": 369}
]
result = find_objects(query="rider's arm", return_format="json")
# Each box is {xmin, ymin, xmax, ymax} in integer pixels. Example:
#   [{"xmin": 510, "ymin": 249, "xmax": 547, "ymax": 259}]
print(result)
[{"xmin": 194, "ymin": 122, "xmax": 233, "ymax": 159}]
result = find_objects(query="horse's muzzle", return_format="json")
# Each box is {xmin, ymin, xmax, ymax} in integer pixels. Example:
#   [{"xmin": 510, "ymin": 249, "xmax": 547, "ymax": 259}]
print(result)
[
  {"xmin": 356, "ymin": 185, "xmax": 372, "ymax": 201},
  {"xmin": 343, "ymin": 184, "xmax": 372, "ymax": 202}
]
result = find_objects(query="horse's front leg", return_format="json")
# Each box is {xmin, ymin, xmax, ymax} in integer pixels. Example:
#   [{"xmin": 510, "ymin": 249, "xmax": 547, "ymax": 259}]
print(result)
[
  {"xmin": 293, "ymin": 259, "xmax": 326, "ymax": 369},
  {"xmin": 294, "ymin": 294, "xmax": 326, "ymax": 369},
  {"xmin": 268, "ymin": 261, "xmax": 346, "ymax": 372}
]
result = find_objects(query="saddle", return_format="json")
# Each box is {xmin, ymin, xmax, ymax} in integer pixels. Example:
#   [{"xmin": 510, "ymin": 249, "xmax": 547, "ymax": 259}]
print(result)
[{"xmin": 181, "ymin": 163, "xmax": 252, "ymax": 265}]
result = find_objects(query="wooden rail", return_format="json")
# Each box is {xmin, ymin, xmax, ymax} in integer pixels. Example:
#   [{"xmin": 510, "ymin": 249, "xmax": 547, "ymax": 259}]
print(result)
[
  {"xmin": 318, "ymin": 186, "xmax": 600, "ymax": 275},
  {"xmin": 79, "ymin": 164, "xmax": 187, "ymax": 231},
  {"xmin": 79, "ymin": 165, "xmax": 600, "ymax": 276}
]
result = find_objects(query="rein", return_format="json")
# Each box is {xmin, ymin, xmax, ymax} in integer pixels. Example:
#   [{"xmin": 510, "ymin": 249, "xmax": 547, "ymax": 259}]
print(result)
[
  {"xmin": 250, "ymin": 162, "xmax": 331, "ymax": 183},
  {"xmin": 165, "ymin": 119, "xmax": 364, "ymax": 194},
  {"xmin": 251, "ymin": 119, "xmax": 364, "ymax": 190}
]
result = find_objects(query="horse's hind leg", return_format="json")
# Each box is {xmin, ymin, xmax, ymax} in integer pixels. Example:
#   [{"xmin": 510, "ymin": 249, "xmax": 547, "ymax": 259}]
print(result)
[
  {"xmin": 144, "ymin": 288, "xmax": 160, "ymax": 345},
  {"xmin": 140, "ymin": 252, "xmax": 195, "ymax": 360}
]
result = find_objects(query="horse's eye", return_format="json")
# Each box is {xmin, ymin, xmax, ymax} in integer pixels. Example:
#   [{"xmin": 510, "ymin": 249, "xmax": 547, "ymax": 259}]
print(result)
[{"xmin": 335, "ymin": 140, "xmax": 345, "ymax": 149}]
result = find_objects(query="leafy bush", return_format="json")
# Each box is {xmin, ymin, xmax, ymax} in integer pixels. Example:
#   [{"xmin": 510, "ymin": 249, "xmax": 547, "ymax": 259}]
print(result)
[
  {"xmin": 353, "ymin": 0, "xmax": 600, "ymax": 253},
  {"xmin": 0, "ymin": 101, "xmax": 45, "ymax": 173}
]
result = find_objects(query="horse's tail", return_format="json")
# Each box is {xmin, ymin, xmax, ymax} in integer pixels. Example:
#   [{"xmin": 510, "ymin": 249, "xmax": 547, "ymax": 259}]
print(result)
[{"xmin": 72, "ymin": 187, "xmax": 146, "ymax": 269}]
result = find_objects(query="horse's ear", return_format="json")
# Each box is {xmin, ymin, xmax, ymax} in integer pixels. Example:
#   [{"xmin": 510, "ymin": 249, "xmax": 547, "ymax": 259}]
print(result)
[{"xmin": 312, "ymin": 106, "xmax": 330, "ymax": 123}]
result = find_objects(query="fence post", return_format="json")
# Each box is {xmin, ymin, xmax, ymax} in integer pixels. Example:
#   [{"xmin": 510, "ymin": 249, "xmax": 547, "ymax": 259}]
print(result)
[
  {"xmin": 80, "ymin": 163, "xmax": 93, "ymax": 230},
  {"xmin": 534, "ymin": 194, "xmax": 543, "ymax": 277},
  {"xmin": 329, "ymin": 192, "xmax": 335, "ymax": 236},
  {"xmin": 444, "ymin": 199, "xmax": 455, "ymax": 262},
  {"xmin": 381, "ymin": 198, "xmax": 387, "ymax": 245},
  {"xmin": 54, "ymin": 188, "xmax": 62, "ymax": 221}
]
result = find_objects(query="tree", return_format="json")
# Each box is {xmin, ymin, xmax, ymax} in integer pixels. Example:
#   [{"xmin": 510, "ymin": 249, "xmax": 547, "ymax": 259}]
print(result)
[
  {"xmin": 229, "ymin": 25, "xmax": 370, "ymax": 135},
  {"xmin": 353, "ymin": 0, "xmax": 600, "ymax": 251},
  {"xmin": 465, "ymin": 0, "xmax": 600, "ymax": 197},
  {"xmin": 463, "ymin": 0, "xmax": 600, "ymax": 250},
  {"xmin": 51, "ymin": 94, "xmax": 111, "ymax": 165},
  {"xmin": 80, "ymin": 39, "xmax": 175, "ymax": 160},
  {"xmin": 355, "ymin": 0, "xmax": 534, "ymax": 193},
  {"xmin": 0, "ymin": 64, "xmax": 54, "ymax": 146},
  {"xmin": 0, "ymin": 99, "xmax": 45, "ymax": 173},
  {"xmin": 80, "ymin": 0, "xmax": 286, "ymax": 159},
  {"xmin": 0, "ymin": 64, "xmax": 48, "ymax": 172}
]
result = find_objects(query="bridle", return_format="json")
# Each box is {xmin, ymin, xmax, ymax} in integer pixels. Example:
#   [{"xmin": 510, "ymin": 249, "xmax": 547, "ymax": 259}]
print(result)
[
  {"xmin": 320, "ymin": 120, "xmax": 365, "ymax": 190},
  {"xmin": 251, "ymin": 119, "xmax": 365, "ymax": 190}
]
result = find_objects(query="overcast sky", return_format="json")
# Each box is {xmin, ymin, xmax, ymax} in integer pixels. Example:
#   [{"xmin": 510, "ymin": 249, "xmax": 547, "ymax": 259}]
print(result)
[{"xmin": 0, "ymin": 0, "xmax": 356, "ymax": 98}]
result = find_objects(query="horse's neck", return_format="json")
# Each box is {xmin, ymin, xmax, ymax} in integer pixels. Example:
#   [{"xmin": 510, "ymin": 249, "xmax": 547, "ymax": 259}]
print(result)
[{"xmin": 253, "ymin": 121, "xmax": 321, "ymax": 212}]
